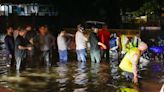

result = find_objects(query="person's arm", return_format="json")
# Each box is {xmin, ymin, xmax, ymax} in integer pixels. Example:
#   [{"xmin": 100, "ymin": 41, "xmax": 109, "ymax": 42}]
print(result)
[
  {"xmin": 4, "ymin": 37, "xmax": 11, "ymax": 52},
  {"xmin": 49, "ymin": 34, "xmax": 55, "ymax": 48},
  {"xmin": 18, "ymin": 45, "xmax": 32, "ymax": 51},
  {"xmin": 116, "ymin": 37, "xmax": 119, "ymax": 46},
  {"xmin": 4, "ymin": 37, "xmax": 13, "ymax": 58},
  {"xmin": 66, "ymin": 33, "xmax": 74, "ymax": 37},
  {"xmin": 29, "ymin": 38, "xmax": 33, "ymax": 45},
  {"xmin": 93, "ymin": 33, "xmax": 107, "ymax": 49},
  {"xmin": 82, "ymin": 33, "xmax": 88, "ymax": 41},
  {"xmin": 98, "ymin": 42, "xmax": 107, "ymax": 49},
  {"xmin": 16, "ymin": 36, "xmax": 32, "ymax": 51},
  {"xmin": 131, "ymin": 54, "xmax": 139, "ymax": 84}
]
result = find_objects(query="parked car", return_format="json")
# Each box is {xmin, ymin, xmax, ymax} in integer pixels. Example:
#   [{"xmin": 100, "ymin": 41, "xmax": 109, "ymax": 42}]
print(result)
[{"xmin": 84, "ymin": 20, "xmax": 106, "ymax": 29}]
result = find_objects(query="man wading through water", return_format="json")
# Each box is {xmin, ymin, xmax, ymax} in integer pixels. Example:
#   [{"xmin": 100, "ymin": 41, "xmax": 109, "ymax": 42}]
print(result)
[{"xmin": 119, "ymin": 42, "xmax": 148, "ymax": 84}]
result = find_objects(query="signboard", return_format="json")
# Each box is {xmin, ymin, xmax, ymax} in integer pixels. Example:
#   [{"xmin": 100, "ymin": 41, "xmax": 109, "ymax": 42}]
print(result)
[{"xmin": 140, "ymin": 26, "xmax": 161, "ymax": 31}]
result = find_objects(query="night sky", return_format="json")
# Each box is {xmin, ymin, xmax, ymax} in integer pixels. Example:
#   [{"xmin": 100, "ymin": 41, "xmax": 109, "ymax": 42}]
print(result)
[
  {"xmin": 0, "ymin": 0, "xmax": 143, "ymax": 28},
  {"xmin": 53, "ymin": 0, "xmax": 143, "ymax": 28}
]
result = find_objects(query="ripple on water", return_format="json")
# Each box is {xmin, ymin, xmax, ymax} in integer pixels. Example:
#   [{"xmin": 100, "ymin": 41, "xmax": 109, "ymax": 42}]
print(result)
[{"xmin": 0, "ymin": 57, "xmax": 163, "ymax": 92}]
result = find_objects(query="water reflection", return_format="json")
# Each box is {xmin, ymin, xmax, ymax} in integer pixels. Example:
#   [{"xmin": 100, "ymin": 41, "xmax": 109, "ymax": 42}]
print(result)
[
  {"xmin": 74, "ymin": 62, "xmax": 88, "ymax": 85},
  {"xmin": 0, "ymin": 57, "xmax": 162, "ymax": 92},
  {"xmin": 90, "ymin": 62, "xmax": 100, "ymax": 85},
  {"xmin": 72, "ymin": 62, "xmax": 88, "ymax": 92},
  {"xmin": 56, "ymin": 62, "xmax": 68, "ymax": 87}
]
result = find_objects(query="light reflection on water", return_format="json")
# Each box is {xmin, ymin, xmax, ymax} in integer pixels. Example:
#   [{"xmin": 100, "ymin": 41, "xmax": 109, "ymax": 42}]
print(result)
[{"xmin": 0, "ymin": 58, "xmax": 163, "ymax": 92}]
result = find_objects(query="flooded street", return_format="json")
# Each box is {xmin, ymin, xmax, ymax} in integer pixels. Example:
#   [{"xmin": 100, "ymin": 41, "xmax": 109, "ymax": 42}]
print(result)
[
  {"xmin": 0, "ymin": 0, "xmax": 164, "ymax": 91},
  {"xmin": 0, "ymin": 53, "xmax": 163, "ymax": 92}
]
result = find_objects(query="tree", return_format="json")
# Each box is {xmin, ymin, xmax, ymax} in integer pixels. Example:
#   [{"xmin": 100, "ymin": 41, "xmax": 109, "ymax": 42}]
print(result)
[{"xmin": 131, "ymin": 0, "xmax": 160, "ymax": 17}]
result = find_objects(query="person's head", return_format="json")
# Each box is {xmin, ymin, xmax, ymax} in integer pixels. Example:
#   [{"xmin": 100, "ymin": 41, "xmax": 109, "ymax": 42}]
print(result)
[
  {"xmin": 25, "ymin": 25, "xmax": 32, "ymax": 31},
  {"xmin": 91, "ymin": 26, "xmax": 99, "ymax": 33},
  {"xmin": 77, "ymin": 24, "xmax": 84, "ymax": 32},
  {"xmin": 110, "ymin": 33, "xmax": 113, "ymax": 38},
  {"xmin": 6, "ymin": 26, "xmax": 13, "ymax": 34},
  {"xmin": 18, "ymin": 26, "xmax": 27, "ymax": 36},
  {"xmin": 138, "ymin": 42, "xmax": 148, "ymax": 54},
  {"xmin": 59, "ymin": 30, "xmax": 66, "ymax": 36},
  {"xmin": 14, "ymin": 26, "xmax": 20, "ymax": 32},
  {"xmin": 44, "ymin": 25, "xmax": 48, "ymax": 33},
  {"xmin": 117, "ymin": 32, "xmax": 121, "ymax": 37},
  {"xmin": 113, "ymin": 33, "xmax": 117, "ymax": 38},
  {"xmin": 39, "ymin": 25, "xmax": 47, "ymax": 35}
]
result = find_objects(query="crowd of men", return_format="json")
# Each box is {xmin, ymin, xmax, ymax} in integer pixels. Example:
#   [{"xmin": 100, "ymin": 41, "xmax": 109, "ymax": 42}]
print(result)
[
  {"xmin": 5, "ymin": 25, "xmax": 55, "ymax": 71},
  {"xmin": 4, "ymin": 24, "xmax": 148, "ymax": 84}
]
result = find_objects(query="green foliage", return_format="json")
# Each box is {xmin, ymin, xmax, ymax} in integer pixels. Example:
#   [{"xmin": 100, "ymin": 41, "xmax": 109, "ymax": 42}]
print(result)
[{"xmin": 131, "ymin": 0, "xmax": 159, "ymax": 17}]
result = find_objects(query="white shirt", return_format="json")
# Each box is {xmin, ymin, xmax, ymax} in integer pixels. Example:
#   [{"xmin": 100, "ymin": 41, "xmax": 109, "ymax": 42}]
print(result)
[
  {"xmin": 75, "ymin": 31, "xmax": 87, "ymax": 50},
  {"xmin": 57, "ymin": 35, "xmax": 67, "ymax": 50}
]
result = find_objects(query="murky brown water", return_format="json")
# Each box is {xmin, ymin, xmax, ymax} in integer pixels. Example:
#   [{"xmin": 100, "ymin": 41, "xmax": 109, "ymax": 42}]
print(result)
[{"xmin": 0, "ymin": 53, "xmax": 163, "ymax": 92}]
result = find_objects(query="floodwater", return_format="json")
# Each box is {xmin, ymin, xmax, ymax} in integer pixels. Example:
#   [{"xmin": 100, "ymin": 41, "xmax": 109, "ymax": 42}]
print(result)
[{"xmin": 0, "ymin": 51, "xmax": 163, "ymax": 92}]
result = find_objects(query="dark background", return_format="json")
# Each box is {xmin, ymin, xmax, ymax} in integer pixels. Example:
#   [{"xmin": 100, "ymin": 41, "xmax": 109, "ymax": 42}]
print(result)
[{"xmin": 0, "ymin": 0, "xmax": 145, "ymax": 28}]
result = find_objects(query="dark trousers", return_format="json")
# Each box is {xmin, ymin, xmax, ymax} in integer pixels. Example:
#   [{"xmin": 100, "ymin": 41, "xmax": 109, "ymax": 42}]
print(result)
[
  {"xmin": 10, "ymin": 54, "xmax": 15, "ymax": 68},
  {"xmin": 100, "ymin": 49, "xmax": 109, "ymax": 62}
]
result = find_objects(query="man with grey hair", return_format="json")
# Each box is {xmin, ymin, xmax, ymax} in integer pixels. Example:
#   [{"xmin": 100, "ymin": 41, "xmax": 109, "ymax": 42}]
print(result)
[{"xmin": 119, "ymin": 42, "xmax": 148, "ymax": 84}]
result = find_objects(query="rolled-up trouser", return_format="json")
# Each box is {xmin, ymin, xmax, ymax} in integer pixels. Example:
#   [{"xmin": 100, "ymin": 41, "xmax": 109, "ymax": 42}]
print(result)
[
  {"xmin": 15, "ymin": 57, "xmax": 25, "ymax": 71},
  {"xmin": 59, "ymin": 50, "xmax": 68, "ymax": 62},
  {"xmin": 90, "ymin": 50, "xmax": 101, "ymax": 63},
  {"xmin": 76, "ymin": 49, "xmax": 87, "ymax": 63},
  {"xmin": 41, "ymin": 50, "xmax": 51, "ymax": 66}
]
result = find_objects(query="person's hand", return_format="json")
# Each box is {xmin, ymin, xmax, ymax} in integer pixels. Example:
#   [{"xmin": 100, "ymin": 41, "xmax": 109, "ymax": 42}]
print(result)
[
  {"xmin": 72, "ymin": 34, "xmax": 75, "ymax": 37},
  {"xmin": 133, "ymin": 75, "xmax": 138, "ymax": 85},
  {"xmin": 103, "ymin": 45, "xmax": 107, "ymax": 49},
  {"xmin": 68, "ymin": 33, "xmax": 74, "ymax": 37},
  {"xmin": 29, "ymin": 38, "xmax": 33, "ymax": 44},
  {"xmin": 104, "ymin": 46, "xmax": 107, "ymax": 49},
  {"xmin": 27, "ymin": 47, "xmax": 32, "ymax": 51},
  {"xmin": 98, "ymin": 42, "xmax": 107, "ymax": 49}
]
